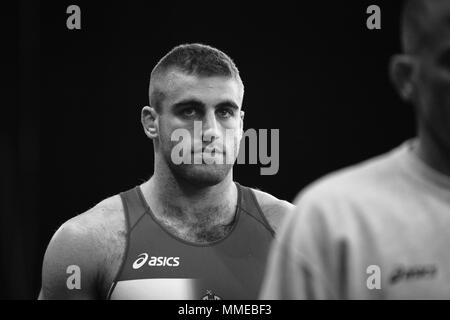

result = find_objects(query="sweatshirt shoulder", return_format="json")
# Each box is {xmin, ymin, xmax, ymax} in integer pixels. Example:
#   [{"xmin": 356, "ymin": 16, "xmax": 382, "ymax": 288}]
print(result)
[{"xmin": 298, "ymin": 149, "xmax": 401, "ymax": 204}]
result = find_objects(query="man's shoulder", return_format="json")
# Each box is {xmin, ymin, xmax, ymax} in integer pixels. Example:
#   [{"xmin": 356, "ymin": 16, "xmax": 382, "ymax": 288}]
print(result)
[
  {"xmin": 48, "ymin": 194, "xmax": 126, "ymax": 263},
  {"xmin": 249, "ymin": 188, "xmax": 294, "ymax": 232},
  {"xmin": 40, "ymin": 194, "xmax": 126, "ymax": 299},
  {"xmin": 62, "ymin": 194, "xmax": 125, "ymax": 239}
]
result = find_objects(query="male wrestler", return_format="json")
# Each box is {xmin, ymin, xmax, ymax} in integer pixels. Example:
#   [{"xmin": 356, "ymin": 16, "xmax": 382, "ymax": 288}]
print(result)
[
  {"xmin": 38, "ymin": 43, "xmax": 292, "ymax": 300},
  {"xmin": 261, "ymin": 0, "xmax": 450, "ymax": 299}
]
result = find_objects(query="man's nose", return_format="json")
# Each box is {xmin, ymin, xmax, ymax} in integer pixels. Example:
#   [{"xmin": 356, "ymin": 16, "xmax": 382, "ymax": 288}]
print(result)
[{"xmin": 202, "ymin": 111, "xmax": 220, "ymax": 142}]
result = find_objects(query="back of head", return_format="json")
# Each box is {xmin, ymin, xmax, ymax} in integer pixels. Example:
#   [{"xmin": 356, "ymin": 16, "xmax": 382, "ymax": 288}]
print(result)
[
  {"xmin": 149, "ymin": 43, "xmax": 243, "ymax": 112},
  {"xmin": 398, "ymin": 0, "xmax": 450, "ymax": 172},
  {"xmin": 401, "ymin": 0, "xmax": 450, "ymax": 55}
]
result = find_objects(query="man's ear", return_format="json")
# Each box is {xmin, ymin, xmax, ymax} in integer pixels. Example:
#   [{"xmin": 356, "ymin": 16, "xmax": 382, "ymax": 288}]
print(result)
[
  {"xmin": 141, "ymin": 106, "xmax": 159, "ymax": 139},
  {"xmin": 239, "ymin": 110, "xmax": 245, "ymax": 136},
  {"xmin": 389, "ymin": 54, "xmax": 418, "ymax": 102}
]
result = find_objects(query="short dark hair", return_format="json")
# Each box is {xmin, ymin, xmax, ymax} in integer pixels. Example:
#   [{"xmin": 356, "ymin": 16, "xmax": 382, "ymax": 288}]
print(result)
[
  {"xmin": 149, "ymin": 43, "xmax": 243, "ymax": 112},
  {"xmin": 401, "ymin": 0, "xmax": 446, "ymax": 54}
]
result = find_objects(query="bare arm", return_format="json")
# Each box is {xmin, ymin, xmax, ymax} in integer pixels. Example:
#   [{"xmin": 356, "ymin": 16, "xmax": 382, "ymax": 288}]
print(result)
[{"xmin": 38, "ymin": 216, "xmax": 103, "ymax": 299}]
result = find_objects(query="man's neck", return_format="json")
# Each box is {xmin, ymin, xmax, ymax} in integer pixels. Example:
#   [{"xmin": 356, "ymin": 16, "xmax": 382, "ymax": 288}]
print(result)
[
  {"xmin": 415, "ymin": 129, "xmax": 450, "ymax": 178},
  {"xmin": 141, "ymin": 165, "xmax": 238, "ymax": 239}
]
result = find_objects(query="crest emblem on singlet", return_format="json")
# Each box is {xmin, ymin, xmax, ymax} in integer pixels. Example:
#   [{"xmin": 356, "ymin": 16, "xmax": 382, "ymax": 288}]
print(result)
[{"xmin": 201, "ymin": 290, "xmax": 222, "ymax": 300}]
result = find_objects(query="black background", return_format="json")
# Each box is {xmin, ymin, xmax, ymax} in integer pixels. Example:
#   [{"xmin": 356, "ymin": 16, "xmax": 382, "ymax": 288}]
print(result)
[{"xmin": 3, "ymin": 0, "xmax": 414, "ymax": 299}]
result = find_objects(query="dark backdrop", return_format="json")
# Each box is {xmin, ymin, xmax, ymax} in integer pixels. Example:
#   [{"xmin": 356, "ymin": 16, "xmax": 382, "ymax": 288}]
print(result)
[{"xmin": 3, "ymin": 0, "xmax": 413, "ymax": 299}]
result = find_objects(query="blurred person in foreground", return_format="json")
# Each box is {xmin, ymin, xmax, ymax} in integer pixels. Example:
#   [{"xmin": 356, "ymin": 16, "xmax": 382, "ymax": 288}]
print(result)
[{"xmin": 261, "ymin": 0, "xmax": 450, "ymax": 299}]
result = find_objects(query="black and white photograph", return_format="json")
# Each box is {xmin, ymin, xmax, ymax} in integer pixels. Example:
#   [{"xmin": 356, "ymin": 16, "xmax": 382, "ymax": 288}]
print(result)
[{"xmin": 3, "ymin": 0, "xmax": 450, "ymax": 308}]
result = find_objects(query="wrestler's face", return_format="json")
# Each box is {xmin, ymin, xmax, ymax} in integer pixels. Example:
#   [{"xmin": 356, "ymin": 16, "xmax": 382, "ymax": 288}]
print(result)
[
  {"xmin": 157, "ymin": 70, "xmax": 244, "ymax": 187},
  {"xmin": 414, "ymin": 4, "xmax": 450, "ymax": 149}
]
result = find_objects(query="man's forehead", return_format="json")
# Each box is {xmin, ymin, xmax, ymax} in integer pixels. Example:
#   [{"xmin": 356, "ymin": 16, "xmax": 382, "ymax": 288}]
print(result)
[
  {"xmin": 154, "ymin": 69, "xmax": 242, "ymax": 101},
  {"xmin": 163, "ymin": 69, "xmax": 238, "ymax": 90}
]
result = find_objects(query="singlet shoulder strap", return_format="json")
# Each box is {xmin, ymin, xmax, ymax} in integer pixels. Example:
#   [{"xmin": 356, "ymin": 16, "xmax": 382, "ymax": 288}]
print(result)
[
  {"xmin": 235, "ymin": 182, "xmax": 275, "ymax": 237},
  {"xmin": 120, "ymin": 186, "xmax": 147, "ymax": 231},
  {"xmin": 106, "ymin": 186, "xmax": 147, "ymax": 300}
]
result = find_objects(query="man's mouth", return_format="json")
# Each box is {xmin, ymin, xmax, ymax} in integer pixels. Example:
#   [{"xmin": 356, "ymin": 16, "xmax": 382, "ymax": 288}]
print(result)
[
  {"xmin": 192, "ymin": 151, "xmax": 225, "ymax": 156},
  {"xmin": 192, "ymin": 146, "xmax": 225, "ymax": 155}
]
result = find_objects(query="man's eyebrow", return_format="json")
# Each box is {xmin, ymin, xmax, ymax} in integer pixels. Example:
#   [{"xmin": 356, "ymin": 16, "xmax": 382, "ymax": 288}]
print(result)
[
  {"xmin": 215, "ymin": 101, "xmax": 239, "ymax": 110},
  {"xmin": 172, "ymin": 99, "xmax": 205, "ymax": 109}
]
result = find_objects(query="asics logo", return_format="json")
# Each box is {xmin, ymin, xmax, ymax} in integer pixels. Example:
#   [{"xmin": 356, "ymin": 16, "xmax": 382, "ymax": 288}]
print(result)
[{"xmin": 132, "ymin": 253, "xmax": 180, "ymax": 269}]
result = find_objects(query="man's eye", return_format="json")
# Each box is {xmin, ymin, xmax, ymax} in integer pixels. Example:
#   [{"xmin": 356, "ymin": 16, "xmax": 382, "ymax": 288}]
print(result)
[
  {"xmin": 182, "ymin": 108, "xmax": 197, "ymax": 117},
  {"xmin": 217, "ymin": 109, "xmax": 233, "ymax": 118}
]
